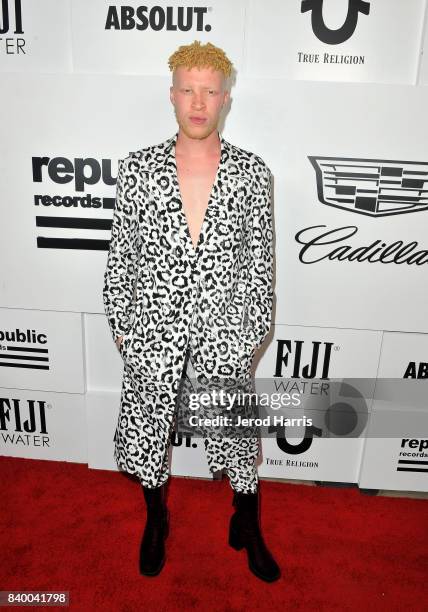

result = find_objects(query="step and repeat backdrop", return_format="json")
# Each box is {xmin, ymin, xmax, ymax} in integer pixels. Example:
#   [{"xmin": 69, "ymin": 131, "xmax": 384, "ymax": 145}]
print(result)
[{"xmin": 1, "ymin": 0, "xmax": 427, "ymax": 491}]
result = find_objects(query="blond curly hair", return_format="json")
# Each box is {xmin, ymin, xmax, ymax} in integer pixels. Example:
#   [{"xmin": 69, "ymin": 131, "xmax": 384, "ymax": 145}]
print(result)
[{"xmin": 168, "ymin": 40, "xmax": 233, "ymax": 78}]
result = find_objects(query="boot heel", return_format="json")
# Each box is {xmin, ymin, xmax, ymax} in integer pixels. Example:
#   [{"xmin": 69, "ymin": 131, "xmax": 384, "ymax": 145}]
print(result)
[{"xmin": 229, "ymin": 522, "xmax": 244, "ymax": 551}]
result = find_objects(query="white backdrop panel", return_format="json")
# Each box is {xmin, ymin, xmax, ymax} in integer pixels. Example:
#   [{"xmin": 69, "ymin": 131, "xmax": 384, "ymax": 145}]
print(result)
[
  {"xmin": 0, "ymin": 73, "xmax": 174, "ymax": 314},
  {"xmin": 245, "ymin": 0, "xmax": 425, "ymax": 84},
  {"xmin": 84, "ymin": 313, "xmax": 124, "ymax": 392},
  {"xmin": 255, "ymin": 324, "xmax": 382, "ymax": 481},
  {"xmin": 71, "ymin": 0, "xmax": 246, "ymax": 75},
  {"xmin": 255, "ymin": 81, "xmax": 428, "ymax": 333},
  {"xmin": 372, "ymin": 331, "xmax": 428, "ymax": 415},
  {"xmin": 377, "ymin": 330, "xmax": 428, "ymax": 379},
  {"xmin": 0, "ymin": 386, "xmax": 86, "ymax": 462},
  {"xmin": 0, "ymin": 308, "xmax": 85, "ymax": 393},
  {"xmin": 357, "ymin": 331, "xmax": 428, "ymax": 492},
  {"xmin": 358, "ymin": 413, "xmax": 428, "ymax": 492},
  {"xmin": 86, "ymin": 389, "xmax": 122, "ymax": 471},
  {"xmin": 0, "ymin": 0, "xmax": 72, "ymax": 73}
]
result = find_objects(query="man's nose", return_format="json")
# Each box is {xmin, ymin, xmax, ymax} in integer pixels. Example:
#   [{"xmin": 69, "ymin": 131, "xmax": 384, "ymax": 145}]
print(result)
[{"xmin": 191, "ymin": 93, "xmax": 205, "ymax": 109}]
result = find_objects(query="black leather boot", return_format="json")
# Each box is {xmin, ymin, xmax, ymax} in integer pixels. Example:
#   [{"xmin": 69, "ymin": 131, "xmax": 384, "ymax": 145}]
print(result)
[
  {"xmin": 229, "ymin": 489, "xmax": 280, "ymax": 582},
  {"xmin": 139, "ymin": 482, "xmax": 169, "ymax": 576}
]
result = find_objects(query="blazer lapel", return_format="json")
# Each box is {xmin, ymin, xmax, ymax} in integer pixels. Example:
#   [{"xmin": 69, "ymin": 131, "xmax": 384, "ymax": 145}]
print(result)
[{"xmin": 149, "ymin": 130, "xmax": 251, "ymax": 262}]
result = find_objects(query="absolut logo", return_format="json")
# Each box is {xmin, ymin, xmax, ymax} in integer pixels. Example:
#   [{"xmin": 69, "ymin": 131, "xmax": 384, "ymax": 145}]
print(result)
[
  {"xmin": 404, "ymin": 361, "xmax": 428, "ymax": 379},
  {"xmin": 171, "ymin": 431, "xmax": 198, "ymax": 448},
  {"xmin": 0, "ymin": 328, "xmax": 50, "ymax": 370},
  {"xmin": 32, "ymin": 155, "xmax": 117, "ymax": 251},
  {"xmin": 0, "ymin": 0, "xmax": 25, "ymax": 55},
  {"xmin": 0, "ymin": 397, "xmax": 50, "ymax": 447},
  {"xmin": 105, "ymin": 5, "xmax": 212, "ymax": 32}
]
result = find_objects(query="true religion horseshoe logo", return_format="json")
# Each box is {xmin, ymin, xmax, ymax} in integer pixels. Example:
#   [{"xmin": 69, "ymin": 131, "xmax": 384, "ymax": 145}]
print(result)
[{"xmin": 301, "ymin": 0, "xmax": 370, "ymax": 45}]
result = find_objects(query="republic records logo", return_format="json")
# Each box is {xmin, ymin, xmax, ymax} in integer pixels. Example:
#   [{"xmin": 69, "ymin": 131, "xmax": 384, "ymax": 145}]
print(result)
[
  {"xmin": 301, "ymin": 0, "xmax": 370, "ymax": 44},
  {"xmin": 32, "ymin": 154, "xmax": 117, "ymax": 251}
]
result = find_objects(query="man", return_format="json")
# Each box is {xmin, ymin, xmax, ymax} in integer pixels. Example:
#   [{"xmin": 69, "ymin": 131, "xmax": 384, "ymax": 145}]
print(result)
[{"xmin": 103, "ymin": 40, "xmax": 279, "ymax": 582}]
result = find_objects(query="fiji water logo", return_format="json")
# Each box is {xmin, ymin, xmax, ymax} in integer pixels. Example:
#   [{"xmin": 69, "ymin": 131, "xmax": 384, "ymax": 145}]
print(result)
[{"xmin": 0, "ymin": 397, "xmax": 51, "ymax": 448}]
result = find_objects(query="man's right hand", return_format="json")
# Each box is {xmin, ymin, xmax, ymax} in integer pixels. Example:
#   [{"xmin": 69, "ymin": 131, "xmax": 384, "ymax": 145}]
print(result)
[{"xmin": 115, "ymin": 335, "xmax": 124, "ymax": 351}]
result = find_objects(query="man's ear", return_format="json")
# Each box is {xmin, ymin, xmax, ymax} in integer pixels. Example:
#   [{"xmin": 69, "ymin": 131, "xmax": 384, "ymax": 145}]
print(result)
[{"xmin": 169, "ymin": 85, "xmax": 175, "ymax": 105}]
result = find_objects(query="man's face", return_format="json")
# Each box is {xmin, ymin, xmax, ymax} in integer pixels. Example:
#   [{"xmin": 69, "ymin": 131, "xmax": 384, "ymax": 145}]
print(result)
[{"xmin": 170, "ymin": 65, "xmax": 229, "ymax": 140}]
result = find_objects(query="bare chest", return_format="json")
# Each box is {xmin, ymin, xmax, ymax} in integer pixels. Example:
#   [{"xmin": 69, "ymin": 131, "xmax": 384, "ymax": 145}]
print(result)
[{"xmin": 175, "ymin": 154, "xmax": 220, "ymax": 250}]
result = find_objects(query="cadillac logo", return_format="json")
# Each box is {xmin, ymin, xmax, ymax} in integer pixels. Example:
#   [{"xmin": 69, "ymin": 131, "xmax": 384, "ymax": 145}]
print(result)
[{"xmin": 309, "ymin": 156, "xmax": 428, "ymax": 217}]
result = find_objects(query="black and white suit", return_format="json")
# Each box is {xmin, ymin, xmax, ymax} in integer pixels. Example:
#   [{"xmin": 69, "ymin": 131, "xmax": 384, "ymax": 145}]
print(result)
[{"xmin": 103, "ymin": 130, "xmax": 274, "ymax": 492}]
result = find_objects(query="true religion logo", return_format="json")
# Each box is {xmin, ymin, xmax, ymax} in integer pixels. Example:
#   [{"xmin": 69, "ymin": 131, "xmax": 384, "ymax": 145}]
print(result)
[{"xmin": 301, "ymin": 0, "xmax": 370, "ymax": 45}]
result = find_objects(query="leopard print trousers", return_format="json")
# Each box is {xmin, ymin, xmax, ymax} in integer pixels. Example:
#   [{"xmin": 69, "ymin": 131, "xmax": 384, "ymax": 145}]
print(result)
[{"xmin": 137, "ymin": 345, "xmax": 259, "ymax": 493}]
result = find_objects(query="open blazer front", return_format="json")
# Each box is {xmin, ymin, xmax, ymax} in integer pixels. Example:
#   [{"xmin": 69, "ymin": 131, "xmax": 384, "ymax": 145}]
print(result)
[{"xmin": 103, "ymin": 130, "xmax": 274, "ymax": 486}]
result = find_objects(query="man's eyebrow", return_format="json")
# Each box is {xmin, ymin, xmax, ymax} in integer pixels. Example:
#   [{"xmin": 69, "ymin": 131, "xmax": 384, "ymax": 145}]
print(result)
[{"xmin": 179, "ymin": 84, "xmax": 218, "ymax": 89}]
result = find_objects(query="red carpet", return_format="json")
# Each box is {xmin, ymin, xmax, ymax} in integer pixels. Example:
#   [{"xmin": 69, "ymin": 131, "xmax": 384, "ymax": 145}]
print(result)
[{"xmin": 1, "ymin": 456, "xmax": 427, "ymax": 611}]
